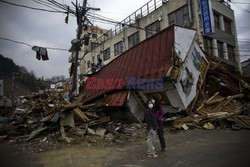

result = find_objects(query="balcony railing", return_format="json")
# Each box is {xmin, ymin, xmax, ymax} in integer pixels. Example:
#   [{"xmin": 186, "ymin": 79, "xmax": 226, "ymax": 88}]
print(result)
[{"xmin": 91, "ymin": 0, "xmax": 165, "ymax": 50}]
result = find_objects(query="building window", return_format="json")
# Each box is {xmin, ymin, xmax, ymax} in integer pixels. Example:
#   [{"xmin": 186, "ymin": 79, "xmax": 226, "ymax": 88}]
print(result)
[
  {"xmin": 227, "ymin": 45, "xmax": 235, "ymax": 61},
  {"xmin": 114, "ymin": 41, "xmax": 124, "ymax": 56},
  {"xmin": 203, "ymin": 37, "xmax": 213, "ymax": 56},
  {"xmin": 168, "ymin": 12, "xmax": 175, "ymax": 25},
  {"xmin": 145, "ymin": 21, "xmax": 161, "ymax": 38},
  {"xmin": 103, "ymin": 48, "xmax": 110, "ymax": 61},
  {"xmin": 180, "ymin": 67, "xmax": 194, "ymax": 95},
  {"xmin": 87, "ymin": 60, "xmax": 91, "ymax": 69},
  {"xmin": 92, "ymin": 56, "xmax": 95, "ymax": 63},
  {"xmin": 128, "ymin": 31, "xmax": 140, "ymax": 48},
  {"xmin": 217, "ymin": 41, "xmax": 223, "ymax": 59},
  {"xmin": 91, "ymin": 42, "xmax": 99, "ymax": 50},
  {"xmin": 168, "ymin": 5, "xmax": 189, "ymax": 26},
  {"xmin": 191, "ymin": 47, "xmax": 202, "ymax": 70},
  {"xmin": 214, "ymin": 12, "xmax": 220, "ymax": 29},
  {"xmin": 224, "ymin": 18, "xmax": 232, "ymax": 34},
  {"xmin": 97, "ymin": 54, "xmax": 100, "ymax": 60}
]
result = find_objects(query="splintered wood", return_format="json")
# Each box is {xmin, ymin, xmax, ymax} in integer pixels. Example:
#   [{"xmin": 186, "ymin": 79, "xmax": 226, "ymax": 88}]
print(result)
[
  {"xmin": 196, "ymin": 93, "xmax": 244, "ymax": 117},
  {"xmin": 172, "ymin": 91, "xmax": 247, "ymax": 130}
]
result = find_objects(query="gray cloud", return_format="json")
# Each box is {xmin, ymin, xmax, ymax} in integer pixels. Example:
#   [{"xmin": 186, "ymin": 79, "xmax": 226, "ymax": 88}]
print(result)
[
  {"xmin": 0, "ymin": 0, "xmax": 149, "ymax": 78},
  {"xmin": 231, "ymin": 2, "xmax": 250, "ymax": 62}
]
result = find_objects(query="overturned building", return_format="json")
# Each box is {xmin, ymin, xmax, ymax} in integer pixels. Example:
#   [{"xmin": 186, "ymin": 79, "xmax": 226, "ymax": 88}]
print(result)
[{"xmin": 82, "ymin": 26, "xmax": 209, "ymax": 122}]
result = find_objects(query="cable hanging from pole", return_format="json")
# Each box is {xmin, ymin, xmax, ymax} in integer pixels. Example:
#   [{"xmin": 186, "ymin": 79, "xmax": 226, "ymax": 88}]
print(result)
[{"xmin": 0, "ymin": 37, "xmax": 68, "ymax": 51}]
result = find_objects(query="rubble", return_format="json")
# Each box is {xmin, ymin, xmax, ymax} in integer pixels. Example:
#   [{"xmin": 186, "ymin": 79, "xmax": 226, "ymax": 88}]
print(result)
[
  {"xmin": 170, "ymin": 57, "xmax": 250, "ymax": 131},
  {"xmin": 0, "ymin": 56, "xmax": 249, "ymax": 153},
  {"xmin": 0, "ymin": 92, "xmax": 146, "ymax": 152}
]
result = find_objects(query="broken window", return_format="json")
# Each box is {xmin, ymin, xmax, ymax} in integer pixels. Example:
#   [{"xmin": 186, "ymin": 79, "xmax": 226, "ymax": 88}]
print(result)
[
  {"xmin": 97, "ymin": 54, "xmax": 100, "ymax": 60},
  {"xmin": 103, "ymin": 48, "xmax": 110, "ymax": 61},
  {"xmin": 180, "ymin": 68, "xmax": 194, "ymax": 95},
  {"xmin": 168, "ymin": 12, "xmax": 175, "ymax": 25},
  {"xmin": 191, "ymin": 47, "xmax": 202, "ymax": 70},
  {"xmin": 128, "ymin": 31, "xmax": 140, "ymax": 48},
  {"xmin": 214, "ymin": 12, "xmax": 220, "ymax": 29},
  {"xmin": 168, "ymin": 5, "xmax": 189, "ymax": 26},
  {"xmin": 227, "ymin": 45, "xmax": 235, "ymax": 61},
  {"xmin": 203, "ymin": 37, "xmax": 213, "ymax": 57},
  {"xmin": 114, "ymin": 41, "xmax": 124, "ymax": 56},
  {"xmin": 145, "ymin": 20, "xmax": 161, "ymax": 38},
  {"xmin": 91, "ymin": 42, "xmax": 99, "ymax": 50},
  {"xmin": 217, "ymin": 41, "xmax": 224, "ymax": 59},
  {"xmin": 224, "ymin": 17, "xmax": 232, "ymax": 34},
  {"xmin": 91, "ymin": 33, "xmax": 97, "ymax": 39}
]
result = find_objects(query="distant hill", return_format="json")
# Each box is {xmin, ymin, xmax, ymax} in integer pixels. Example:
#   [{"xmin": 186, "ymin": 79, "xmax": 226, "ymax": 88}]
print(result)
[{"xmin": 0, "ymin": 54, "xmax": 46, "ymax": 96}]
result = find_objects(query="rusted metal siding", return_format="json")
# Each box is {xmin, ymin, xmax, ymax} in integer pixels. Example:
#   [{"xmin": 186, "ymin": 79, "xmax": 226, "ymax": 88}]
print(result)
[
  {"xmin": 83, "ymin": 26, "xmax": 175, "ymax": 104},
  {"xmin": 105, "ymin": 90, "xmax": 128, "ymax": 107}
]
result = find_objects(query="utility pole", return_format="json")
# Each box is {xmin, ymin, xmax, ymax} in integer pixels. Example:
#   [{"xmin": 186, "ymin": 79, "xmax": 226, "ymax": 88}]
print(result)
[
  {"xmin": 69, "ymin": 0, "xmax": 100, "ymax": 96},
  {"xmin": 70, "ymin": 0, "xmax": 87, "ymax": 96}
]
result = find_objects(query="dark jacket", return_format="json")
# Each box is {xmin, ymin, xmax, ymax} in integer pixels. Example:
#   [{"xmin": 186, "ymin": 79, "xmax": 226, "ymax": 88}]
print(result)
[{"xmin": 145, "ymin": 108, "xmax": 159, "ymax": 131}]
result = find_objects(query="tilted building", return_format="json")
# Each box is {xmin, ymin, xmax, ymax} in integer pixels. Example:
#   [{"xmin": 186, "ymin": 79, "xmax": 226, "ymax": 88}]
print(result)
[{"xmin": 77, "ymin": 0, "xmax": 240, "ymax": 76}]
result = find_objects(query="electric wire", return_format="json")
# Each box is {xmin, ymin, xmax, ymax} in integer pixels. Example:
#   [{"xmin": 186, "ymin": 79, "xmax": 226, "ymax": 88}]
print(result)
[
  {"xmin": 0, "ymin": 0, "xmax": 66, "ymax": 13},
  {"xmin": 32, "ymin": 0, "xmax": 61, "ymax": 11},
  {"xmin": 0, "ymin": 37, "xmax": 68, "ymax": 51},
  {"xmin": 231, "ymin": 1, "xmax": 250, "ymax": 13}
]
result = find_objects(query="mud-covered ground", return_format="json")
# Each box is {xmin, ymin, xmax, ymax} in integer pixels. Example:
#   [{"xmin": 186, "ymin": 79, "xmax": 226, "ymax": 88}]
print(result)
[{"xmin": 0, "ymin": 129, "xmax": 250, "ymax": 167}]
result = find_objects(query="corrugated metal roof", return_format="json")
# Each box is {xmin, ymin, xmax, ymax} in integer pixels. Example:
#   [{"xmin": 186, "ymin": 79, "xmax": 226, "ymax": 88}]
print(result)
[
  {"xmin": 105, "ymin": 90, "xmax": 128, "ymax": 107},
  {"xmin": 83, "ymin": 26, "xmax": 175, "ymax": 105}
]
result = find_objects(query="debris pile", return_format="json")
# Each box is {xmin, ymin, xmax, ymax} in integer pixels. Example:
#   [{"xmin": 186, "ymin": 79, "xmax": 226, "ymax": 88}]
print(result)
[
  {"xmin": 170, "ymin": 57, "xmax": 250, "ymax": 131},
  {"xmin": 1, "ymin": 57, "xmax": 250, "ymax": 152},
  {"xmin": 0, "ymin": 92, "xmax": 145, "ymax": 152},
  {"xmin": 205, "ymin": 57, "xmax": 244, "ymax": 96}
]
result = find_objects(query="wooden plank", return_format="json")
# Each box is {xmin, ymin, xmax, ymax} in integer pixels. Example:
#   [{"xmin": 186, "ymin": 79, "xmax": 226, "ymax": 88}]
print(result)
[
  {"xmin": 213, "ymin": 94, "xmax": 244, "ymax": 113},
  {"xmin": 205, "ymin": 97, "xmax": 225, "ymax": 105},
  {"xmin": 206, "ymin": 92, "xmax": 220, "ymax": 103},
  {"xmin": 197, "ymin": 92, "xmax": 219, "ymax": 112},
  {"xmin": 212, "ymin": 96, "xmax": 232, "ymax": 113}
]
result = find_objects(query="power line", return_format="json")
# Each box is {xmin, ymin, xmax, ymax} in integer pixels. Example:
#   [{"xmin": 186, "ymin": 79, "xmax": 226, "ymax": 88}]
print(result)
[
  {"xmin": 32, "ymin": 0, "xmax": 62, "ymax": 12},
  {"xmin": 231, "ymin": 1, "xmax": 250, "ymax": 14},
  {"xmin": 230, "ymin": 1, "xmax": 250, "ymax": 5},
  {"xmin": 47, "ymin": 0, "xmax": 76, "ymax": 16},
  {"xmin": 0, "ymin": 37, "xmax": 68, "ymax": 51},
  {"xmin": 211, "ymin": 0, "xmax": 250, "ymax": 4},
  {"xmin": 0, "ymin": 0, "xmax": 66, "ymax": 13}
]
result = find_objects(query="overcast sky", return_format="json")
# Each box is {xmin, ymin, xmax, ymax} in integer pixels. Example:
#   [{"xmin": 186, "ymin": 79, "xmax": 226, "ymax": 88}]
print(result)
[{"xmin": 0, "ymin": 0, "xmax": 249, "ymax": 78}]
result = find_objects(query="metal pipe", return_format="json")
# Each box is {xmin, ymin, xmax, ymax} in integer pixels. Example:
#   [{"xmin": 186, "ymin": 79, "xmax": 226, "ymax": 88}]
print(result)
[{"xmin": 187, "ymin": 0, "xmax": 193, "ymax": 23}]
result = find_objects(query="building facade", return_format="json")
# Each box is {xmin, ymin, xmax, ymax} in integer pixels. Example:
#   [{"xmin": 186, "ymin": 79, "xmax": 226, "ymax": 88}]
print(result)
[{"xmin": 78, "ymin": 0, "xmax": 240, "ymax": 76}]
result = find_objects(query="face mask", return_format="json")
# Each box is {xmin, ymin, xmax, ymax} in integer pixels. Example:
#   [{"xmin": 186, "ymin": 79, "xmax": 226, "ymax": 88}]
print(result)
[
  {"xmin": 151, "ymin": 99, "xmax": 155, "ymax": 104},
  {"xmin": 148, "ymin": 103, "xmax": 153, "ymax": 108}
]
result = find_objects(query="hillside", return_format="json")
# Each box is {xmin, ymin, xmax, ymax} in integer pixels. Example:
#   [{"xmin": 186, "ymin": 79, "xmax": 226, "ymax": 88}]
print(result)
[{"xmin": 0, "ymin": 54, "xmax": 46, "ymax": 96}]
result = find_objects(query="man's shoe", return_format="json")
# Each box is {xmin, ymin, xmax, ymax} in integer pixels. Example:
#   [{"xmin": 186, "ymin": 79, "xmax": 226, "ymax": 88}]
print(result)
[{"xmin": 161, "ymin": 148, "xmax": 166, "ymax": 152}]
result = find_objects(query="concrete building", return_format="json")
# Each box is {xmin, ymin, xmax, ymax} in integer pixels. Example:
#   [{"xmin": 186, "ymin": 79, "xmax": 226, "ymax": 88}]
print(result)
[
  {"xmin": 78, "ymin": 0, "xmax": 240, "ymax": 76},
  {"xmin": 68, "ymin": 26, "xmax": 107, "ymax": 93},
  {"xmin": 81, "ymin": 26, "xmax": 209, "ymax": 122}
]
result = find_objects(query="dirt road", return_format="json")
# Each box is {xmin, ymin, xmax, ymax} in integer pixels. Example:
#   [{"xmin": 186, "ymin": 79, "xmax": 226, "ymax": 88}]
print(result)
[{"xmin": 1, "ymin": 129, "xmax": 250, "ymax": 167}]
